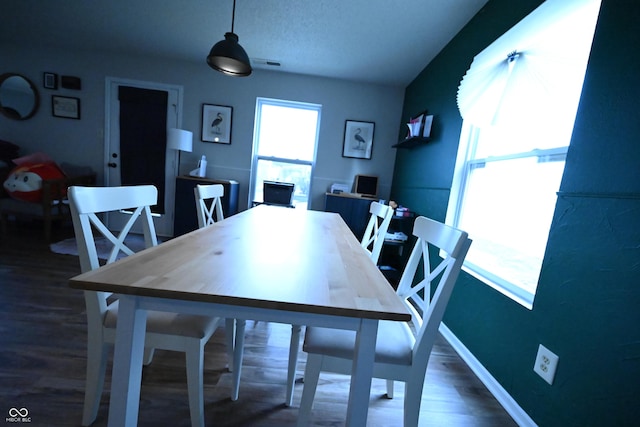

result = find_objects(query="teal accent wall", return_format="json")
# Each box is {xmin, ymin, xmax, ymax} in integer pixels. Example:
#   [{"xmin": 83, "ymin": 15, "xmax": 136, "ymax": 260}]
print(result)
[{"xmin": 391, "ymin": 0, "xmax": 640, "ymax": 425}]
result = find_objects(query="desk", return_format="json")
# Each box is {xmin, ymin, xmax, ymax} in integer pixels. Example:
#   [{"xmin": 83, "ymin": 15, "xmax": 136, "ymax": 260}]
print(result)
[
  {"xmin": 325, "ymin": 192, "xmax": 378, "ymax": 240},
  {"xmin": 69, "ymin": 205, "xmax": 410, "ymax": 427}
]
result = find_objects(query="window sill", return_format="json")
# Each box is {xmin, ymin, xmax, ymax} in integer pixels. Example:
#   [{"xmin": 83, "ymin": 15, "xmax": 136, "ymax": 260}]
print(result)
[{"xmin": 462, "ymin": 263, "xmax": 534, "ymax": 310}]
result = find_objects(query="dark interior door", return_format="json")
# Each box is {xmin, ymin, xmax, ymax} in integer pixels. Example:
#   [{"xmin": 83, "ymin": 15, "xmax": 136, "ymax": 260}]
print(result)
[{"xmin": 118, "ymin": 86, "xmax": 168, "ymax": 213}]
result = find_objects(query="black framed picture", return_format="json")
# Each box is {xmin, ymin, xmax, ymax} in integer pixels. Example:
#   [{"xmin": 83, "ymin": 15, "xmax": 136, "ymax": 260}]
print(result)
[
  {"xmin": 43, "ymin": 72, "xmax": 57, "ymax": 90},
  {"xmin": 201, "ymin": 104, "xmax": 233, "ymax": 144},
  {"xmin": 61, "ymin": 75, "xmax": 82, "ymax": 90},
  {"xmin": 342, "ymin": 120, "xmax": 374, "ymax": 160},
  {"xmin": 52, "ymin": 95, "xmax": 80, "ymax": 119}
]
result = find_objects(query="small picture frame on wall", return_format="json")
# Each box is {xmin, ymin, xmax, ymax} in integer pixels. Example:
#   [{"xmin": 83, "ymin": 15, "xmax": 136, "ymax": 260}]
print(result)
[
  {"xmin": 342, "ymin": 120, "xmax": 374, "ymax": 160},
  {"xmin": 61, "ymin": 75, "xmax": 82, "ymax": 90},
  {"xmin": 202, "ymin": 104, "xmax": 233, "ymax": 144},
  {"xmin": 52, "ymin": 95, "xmax": 80, "ymax": 119},
  {"xmin": 43, "ymin": 72, "xmax": 57, "ymax": 90}
]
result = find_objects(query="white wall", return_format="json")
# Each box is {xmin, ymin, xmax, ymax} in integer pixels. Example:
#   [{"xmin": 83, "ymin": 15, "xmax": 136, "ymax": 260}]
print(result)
[{"xmin": 0, "ymin": 44, "xmax": 404, "ymax": 211}]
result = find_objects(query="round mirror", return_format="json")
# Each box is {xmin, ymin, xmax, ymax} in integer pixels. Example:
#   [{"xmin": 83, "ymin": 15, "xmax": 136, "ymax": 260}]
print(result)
[{"xmin": 0, "ymin": 73, "xmax": 40, "ymax": 120}]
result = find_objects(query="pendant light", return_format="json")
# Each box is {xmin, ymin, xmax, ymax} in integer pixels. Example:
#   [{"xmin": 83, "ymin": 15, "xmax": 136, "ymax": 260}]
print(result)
[{"xmin": 206, "ymin": 0, "xmax": 252, "ymax": 77}]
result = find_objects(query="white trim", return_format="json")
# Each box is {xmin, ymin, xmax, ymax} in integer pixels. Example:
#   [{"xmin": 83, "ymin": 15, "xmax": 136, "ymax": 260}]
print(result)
[
  {"xmin": 438, "ymin": 323, "xmax": 537, "ymax": 427},
  {"xmin": 481, "ymin": 146, "xmax": 568, "ymax": 164}
]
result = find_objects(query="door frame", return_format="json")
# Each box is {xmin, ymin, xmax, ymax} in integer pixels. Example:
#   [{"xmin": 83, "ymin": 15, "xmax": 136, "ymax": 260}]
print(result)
[{"xmin": 104, "ymin": 77, "xmax": 184, "ymax": 237}]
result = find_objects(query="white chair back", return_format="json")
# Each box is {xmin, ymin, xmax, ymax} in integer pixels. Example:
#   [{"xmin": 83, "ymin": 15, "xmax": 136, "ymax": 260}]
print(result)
[
  {"xmin": 68, "ymin": 185, "xmax": 159, "ymax": 323},
  {"xmin": 194, "ymin": 183, "xmax": 224, "ymax": 228},
  {"xmin": 360, "ymin": 201, "xmax": 394, "ymax": 265},
  {"xmin": 69, "ymin": 184, "xmax": 225, "ymax": 427},
  {"xmin": 68, "ymin": 185, "xmax": 158, "ymax": 273},
  {"xmin": 396, "ymin": 216, "xmax": 471, "ymax": 363}
]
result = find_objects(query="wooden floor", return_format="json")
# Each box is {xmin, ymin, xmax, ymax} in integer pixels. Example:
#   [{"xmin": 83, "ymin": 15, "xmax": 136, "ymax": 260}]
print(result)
[{"xmin": 0, "ymin": 221, "xmax": 518, "ymax": 427}]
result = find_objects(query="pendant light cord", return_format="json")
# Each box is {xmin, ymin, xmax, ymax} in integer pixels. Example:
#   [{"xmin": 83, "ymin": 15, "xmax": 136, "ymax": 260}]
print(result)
[{"xmin": 231, "ymin": 0, "xmax": 236, "ymax": 33}]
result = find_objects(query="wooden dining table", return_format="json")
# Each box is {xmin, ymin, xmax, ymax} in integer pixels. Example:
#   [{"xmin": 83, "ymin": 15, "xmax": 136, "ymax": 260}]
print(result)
[{"xmin": 69, "ymin": 205, "xmax": 411, "ymax": 427}]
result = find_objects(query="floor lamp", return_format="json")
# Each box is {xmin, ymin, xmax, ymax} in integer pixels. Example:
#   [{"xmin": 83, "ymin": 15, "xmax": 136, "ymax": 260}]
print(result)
[{"xmin": 167, "ymin": 128, "xmax": 193, "ymax": 176}]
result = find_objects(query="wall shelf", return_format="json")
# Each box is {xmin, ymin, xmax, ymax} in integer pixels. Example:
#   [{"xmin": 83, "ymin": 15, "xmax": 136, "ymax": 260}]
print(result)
[{"xmin": 392, "ymin": 136, "xmax": 429, "ymax": 149}]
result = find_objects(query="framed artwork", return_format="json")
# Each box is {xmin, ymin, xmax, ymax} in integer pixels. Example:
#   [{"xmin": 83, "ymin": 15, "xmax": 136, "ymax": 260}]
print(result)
[
  {"xmin": 52, "ymin": 95, "xmax": 80, "ymax": 119},
  {"xmin": 61, "ymin": 75, "xmax": 82, "ymax": 90},
  {"xmin": 202, "ymin": 104, "xmax": 233, "ymax": 144},
  {"xmin": 43, "ymin": 72, "xmax": 57, "ymax": 90},
  {"xmin": 342, "ymin": 120, "xmax": 374, "ymax": 160}
]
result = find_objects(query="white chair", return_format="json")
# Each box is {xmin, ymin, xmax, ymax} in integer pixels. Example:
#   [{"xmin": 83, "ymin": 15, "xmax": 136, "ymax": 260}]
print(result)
[
  {"xmin": 69, "ymin": 185, "xmax": 223, "ymax": 427},
  {"xmin": 286, "ymin": 201, "xmax": 394, "ymax": 406},
  {"xmin": 194, "ymin": 183, "xmax": 224, "ymax": 228},
  {"xmin": 193, "ymin": 183, "xmax": 245, "ymax": 401},
  {"xmin": 361, "ymin": 201, "xmax": 395, "ymax": 265},
  {"xmin": 296, "ymin": 216, "xmax": 472, "ymax": 427}
]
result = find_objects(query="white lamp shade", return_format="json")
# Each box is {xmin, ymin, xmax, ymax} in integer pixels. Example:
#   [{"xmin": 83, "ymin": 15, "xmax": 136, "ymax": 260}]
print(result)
[{"xmin": 167, "ymin": 128, "xmax": 193, "ymax": 152}]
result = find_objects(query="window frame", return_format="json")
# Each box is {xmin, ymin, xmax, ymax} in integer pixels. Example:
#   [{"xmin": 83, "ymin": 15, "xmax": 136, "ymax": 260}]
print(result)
[
  {"xmin": 446, "ymin": 122, "xmax": 568, "ymax": 309},
  {"xmin": 248, "ymin": 97, "xmax": 321, "ymax": 209},
  {"xmin": 449, "ymin": 0, "xmax": 600, "ymax": 309}
]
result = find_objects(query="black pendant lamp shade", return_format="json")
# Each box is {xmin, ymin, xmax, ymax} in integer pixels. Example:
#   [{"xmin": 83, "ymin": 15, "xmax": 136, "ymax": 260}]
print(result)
[
  {"xmin": 207, "ymin": 0, "xmax": 252, "ymax": 77},
  {"xmin": 207, "ymin": 32, "xmax": 252, "ymax": 76}
]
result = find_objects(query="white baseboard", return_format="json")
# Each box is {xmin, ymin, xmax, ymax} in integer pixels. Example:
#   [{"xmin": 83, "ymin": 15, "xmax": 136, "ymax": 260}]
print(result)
[{"xmin": 438, "ymin": 323, "xmax": 537, "ymax": 427}]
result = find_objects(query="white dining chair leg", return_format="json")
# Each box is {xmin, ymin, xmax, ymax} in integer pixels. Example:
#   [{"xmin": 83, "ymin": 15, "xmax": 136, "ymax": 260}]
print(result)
[
  {"xmin": 107, "ymin": 296, "xmax": 148, "ymax": 427},
  {"xmin": 231, "ymin": 319, "xmax": 246, "ymax": 401},
  {"xmin": 386, "ymin": 379, "xmax": 395, "ymax": 398},
  {"xmin": 82, "ymin": 340, "xmax": 108, "ymax": 426},
  {"xmin": 225, "ymin": 318, "xmax": 236, "ymax": 371},
  {"xmin": 286, "ymin": 324, "xmax": 302, "ymax": 406},
  {"xmin": 403, "ymin": 377, "xmax": 425, "ymax": 427},
  {"xmin": 296, "ymin": 353, "xmax": 323, "ymax": 427},
  {"xmin": 185, "ymin": 341, "xmax": 206, "ymax": 427}
]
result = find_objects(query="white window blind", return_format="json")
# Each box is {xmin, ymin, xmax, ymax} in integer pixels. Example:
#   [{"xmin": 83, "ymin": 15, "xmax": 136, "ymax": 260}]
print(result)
[{"xmin": 457, "ymin": 0, "xmax": 601, "ymax": 128}]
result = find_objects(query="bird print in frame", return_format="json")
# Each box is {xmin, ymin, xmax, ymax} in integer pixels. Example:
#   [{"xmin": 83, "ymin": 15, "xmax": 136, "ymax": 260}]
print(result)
[
  {"xmin": 342, "ymin": 120, "xmax": 374, "ymax": 159},
  {"xmin": 202, "ymin": 104, "xmax": 233, "ymax": 144}
]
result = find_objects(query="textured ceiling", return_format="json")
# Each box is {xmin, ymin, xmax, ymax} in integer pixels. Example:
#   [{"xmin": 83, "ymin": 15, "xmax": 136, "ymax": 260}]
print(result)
[{"xmin": 0, "ymin": 0, "xmax": 488, "ymax": 86}]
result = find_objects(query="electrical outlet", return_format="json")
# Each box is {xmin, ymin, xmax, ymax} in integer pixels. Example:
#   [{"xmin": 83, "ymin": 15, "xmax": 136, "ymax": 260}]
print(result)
[{"xmin": 534, "ymin": 344, "xmax": 559, "ymax": 385}]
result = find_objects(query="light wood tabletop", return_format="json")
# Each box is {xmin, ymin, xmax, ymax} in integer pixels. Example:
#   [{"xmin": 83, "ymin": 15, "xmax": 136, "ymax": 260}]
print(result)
[
  {"xmin": 70, "ymin": 205, "xmax": 409, "ymax": 321},
  {"xmin": 69, "ymin": 205, "xmax": 411, "ymax": 427}
]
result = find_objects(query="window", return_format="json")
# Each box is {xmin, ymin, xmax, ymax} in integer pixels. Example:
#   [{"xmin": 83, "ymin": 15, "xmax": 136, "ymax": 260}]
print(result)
[
  {"xmin": 448, "ymin": 0, "xmax": 600, "ymax": 308},
  {"xmin": 250, "ymin": 98, "xmax": 321, "ymax": 209},
  {"xmin": 448, "ymin": 122, "xmax": 569, "ymax": 307}
]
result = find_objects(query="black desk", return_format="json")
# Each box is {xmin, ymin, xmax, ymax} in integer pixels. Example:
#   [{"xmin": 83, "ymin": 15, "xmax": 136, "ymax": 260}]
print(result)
[{"xmin": 324, "ymin": 192, "xmax": 377, "ymax": 240}]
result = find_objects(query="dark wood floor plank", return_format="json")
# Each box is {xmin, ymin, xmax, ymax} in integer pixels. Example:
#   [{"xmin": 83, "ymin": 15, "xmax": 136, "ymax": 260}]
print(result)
[{"xmin": 0, "ymin": 223, "xmax": 517, "ymax": 426}]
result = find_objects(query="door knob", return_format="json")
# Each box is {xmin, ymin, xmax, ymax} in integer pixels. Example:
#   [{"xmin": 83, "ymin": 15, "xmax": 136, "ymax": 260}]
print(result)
[{"xmin": 107, "ymin": 162, "xmax": 117, "ymax": 168}]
